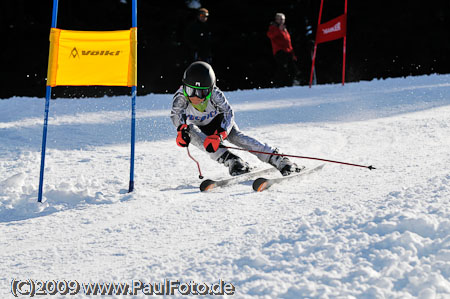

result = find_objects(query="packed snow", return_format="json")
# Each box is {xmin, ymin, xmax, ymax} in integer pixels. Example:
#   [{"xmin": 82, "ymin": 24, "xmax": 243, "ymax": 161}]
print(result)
[{"xmin": 1, "ymin": 74, "xmax": 450, "ymax": 298}]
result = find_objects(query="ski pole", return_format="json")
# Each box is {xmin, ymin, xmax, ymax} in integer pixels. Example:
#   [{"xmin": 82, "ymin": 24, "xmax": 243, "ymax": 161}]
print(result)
[
  {"xmin": 220, "ymin": 145, "xmax": 376, "ymax": 170},
  {"xmin": 186, "ymin": 147, "xmax": 204, "ymax": 179}
]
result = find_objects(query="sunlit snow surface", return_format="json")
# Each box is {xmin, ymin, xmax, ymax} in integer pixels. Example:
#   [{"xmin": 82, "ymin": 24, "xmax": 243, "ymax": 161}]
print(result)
[{"xmin": 1, "ymin": 75, "xmax": 450, "ymax": 298}]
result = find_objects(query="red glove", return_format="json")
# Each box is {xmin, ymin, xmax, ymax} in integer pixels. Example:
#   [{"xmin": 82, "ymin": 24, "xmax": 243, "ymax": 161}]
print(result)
[
  {"xmin": 204, "ymin": 129, "xmax": 227, "ymax": 153},
  {"xmin": 176, "ymin": 124, "xmax": 190, "ymax": 147}
]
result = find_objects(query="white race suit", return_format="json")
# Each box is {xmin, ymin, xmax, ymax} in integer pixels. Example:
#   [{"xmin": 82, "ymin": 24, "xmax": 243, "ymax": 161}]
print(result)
[{"xmin": 170, "ymin": 85, "xmax": 276, "ymax": 163}]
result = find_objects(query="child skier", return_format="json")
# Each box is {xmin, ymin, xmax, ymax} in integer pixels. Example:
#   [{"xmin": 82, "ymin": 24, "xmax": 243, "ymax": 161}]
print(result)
[{"xmin": 171, "ymin": 61, "xmax": 303, "ymax": 176}]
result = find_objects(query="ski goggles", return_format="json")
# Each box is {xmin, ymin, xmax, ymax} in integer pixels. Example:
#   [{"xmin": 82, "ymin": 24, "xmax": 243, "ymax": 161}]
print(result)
[{"xmin": 183, "ymin": 84, "xmax": 212, "ymax": 99}]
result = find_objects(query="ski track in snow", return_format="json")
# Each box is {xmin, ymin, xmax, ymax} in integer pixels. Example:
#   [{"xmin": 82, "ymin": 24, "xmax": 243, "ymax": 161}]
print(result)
[{"xmin": 1, "ymin": 74, "xmax": 450, "ymax": 298}]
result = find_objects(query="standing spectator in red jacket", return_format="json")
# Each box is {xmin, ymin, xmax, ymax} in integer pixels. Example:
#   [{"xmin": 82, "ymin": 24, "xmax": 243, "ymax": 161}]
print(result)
[{"xmin": 267, "ymin": 13, "xmax": 299, "ymax": 87}]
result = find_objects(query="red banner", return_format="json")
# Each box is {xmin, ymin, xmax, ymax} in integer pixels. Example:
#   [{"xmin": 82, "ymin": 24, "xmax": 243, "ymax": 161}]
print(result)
[
  {"xmin": 316, "ymin": 14, "xmax": 347, "ymax": 44},
  {"xmin": 310, "ymin": 0, "xmax": 348, "ymax": 87}
]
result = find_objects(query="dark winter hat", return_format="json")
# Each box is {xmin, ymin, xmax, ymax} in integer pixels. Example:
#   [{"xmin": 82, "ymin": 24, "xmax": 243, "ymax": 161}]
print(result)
[
  {"xmin": 182, "ymin": 61, "xmax": 216, "ymax": 88},
  {"xmin": 198, "ymin": 8, "xmax": 209, "ymax": 16}
]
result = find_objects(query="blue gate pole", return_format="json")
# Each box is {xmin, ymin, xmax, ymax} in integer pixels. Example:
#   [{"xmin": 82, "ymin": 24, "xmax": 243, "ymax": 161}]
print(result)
[
  {"xmin": 38, "ymin": 0, "xmax": 59, "ymax": 202},
  {"xmin": 129, "ymin": 86, "xmax": 136, "ymax": 192},
  {"xmin": 129, "ymin": 0, "xmax": 137, "ymax": 192}
]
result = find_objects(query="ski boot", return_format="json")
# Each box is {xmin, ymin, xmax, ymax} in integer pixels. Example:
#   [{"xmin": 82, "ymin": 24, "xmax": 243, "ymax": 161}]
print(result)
[
  {"xmin": 218, "ymin": 151, "xmax": 250, "ymax": 176},
  {"xmin": 269, "ymin": 149, "xmax": 304, "ymax": 176}
]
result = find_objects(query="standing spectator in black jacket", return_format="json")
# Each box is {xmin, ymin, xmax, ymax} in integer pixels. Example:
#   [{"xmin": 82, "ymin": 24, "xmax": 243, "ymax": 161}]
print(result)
[{"xmin": 184, "ymin": 8, "xmax": 213, "ymax": 64}]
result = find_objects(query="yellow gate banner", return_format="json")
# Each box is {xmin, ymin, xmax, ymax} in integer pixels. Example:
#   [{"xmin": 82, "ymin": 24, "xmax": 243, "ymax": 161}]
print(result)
[{"xmin": 47, "ymin": 28, "xmax": 137, "ymax": 87}]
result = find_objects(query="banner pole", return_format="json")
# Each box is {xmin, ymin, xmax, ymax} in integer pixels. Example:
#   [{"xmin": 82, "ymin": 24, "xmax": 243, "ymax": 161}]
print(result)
[
  {"xmin": 129, "ymin": 86, "xmax": 136, "ymax": 192},
  {"xmin": 38, "ymin": 87, "xmax": 52, "ymax": 202},
  {"xmin": 342, "ymin": 36, "xmax": 346, "ymax": 86},
  {"xmin": 38, "ymin": 0, "xmax": 59, "ymax": 203},
  {"xmin": 129, "ymin": 0, "xmax": 137, "ymax": 192},
  {"xmin": 309, "ymin": 44, "xmax": 318, "ymax": 88},
  {"xmin": 342, "ymin": 0, "xmax": 347, "ymax": 85},
  {"xmin": 309, "ymin": 0, "xmax": 324, "ymax": 88}
]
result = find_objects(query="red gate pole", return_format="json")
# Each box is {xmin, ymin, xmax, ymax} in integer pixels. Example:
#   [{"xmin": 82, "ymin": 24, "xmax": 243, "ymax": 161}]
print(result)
[
  {"xmin": 309, "ymin": 0, "xmax": 324, "ymax": 88},
  {"xmin": 342, "ymin": 0, "xmax": 347, "ymax": 85}
]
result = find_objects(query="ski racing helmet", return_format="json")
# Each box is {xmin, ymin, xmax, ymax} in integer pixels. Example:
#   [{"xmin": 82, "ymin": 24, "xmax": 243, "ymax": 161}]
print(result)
[{"xmin": 182, "ymin": 61, "xmax": 216, "ymax": 100}]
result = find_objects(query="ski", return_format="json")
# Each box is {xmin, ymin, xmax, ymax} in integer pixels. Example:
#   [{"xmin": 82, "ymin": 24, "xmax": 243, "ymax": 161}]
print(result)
[
  {"xmin": 252, "ymin": 164, "xmax": 325, "ymax": 192},
  {"xmin": 200, "ymin": 167, "xmax": 278, "ymax": 192}
]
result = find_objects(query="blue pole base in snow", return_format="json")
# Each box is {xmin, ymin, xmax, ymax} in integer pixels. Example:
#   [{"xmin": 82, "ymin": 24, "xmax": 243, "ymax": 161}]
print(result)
[
  {"xmin": 128, "ymin": 1, "xmax": 137, "ymax": 193},
  {"xmin": 129, "ymin": 86, "xmax": 137, "ymax": 193},
  {"xmin": 39, "ymin": 0, "xmax": 59, "ymax": 203},
  {"xmin": 38, "ymin": 86, "xmax": 52, "ymax": 203}
]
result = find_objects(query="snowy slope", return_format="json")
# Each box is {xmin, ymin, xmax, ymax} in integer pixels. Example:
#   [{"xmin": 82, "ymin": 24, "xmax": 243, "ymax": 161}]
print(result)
[{"xmin": 1, "ymin": 75, "xmax": 450, "ymax": 298}]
